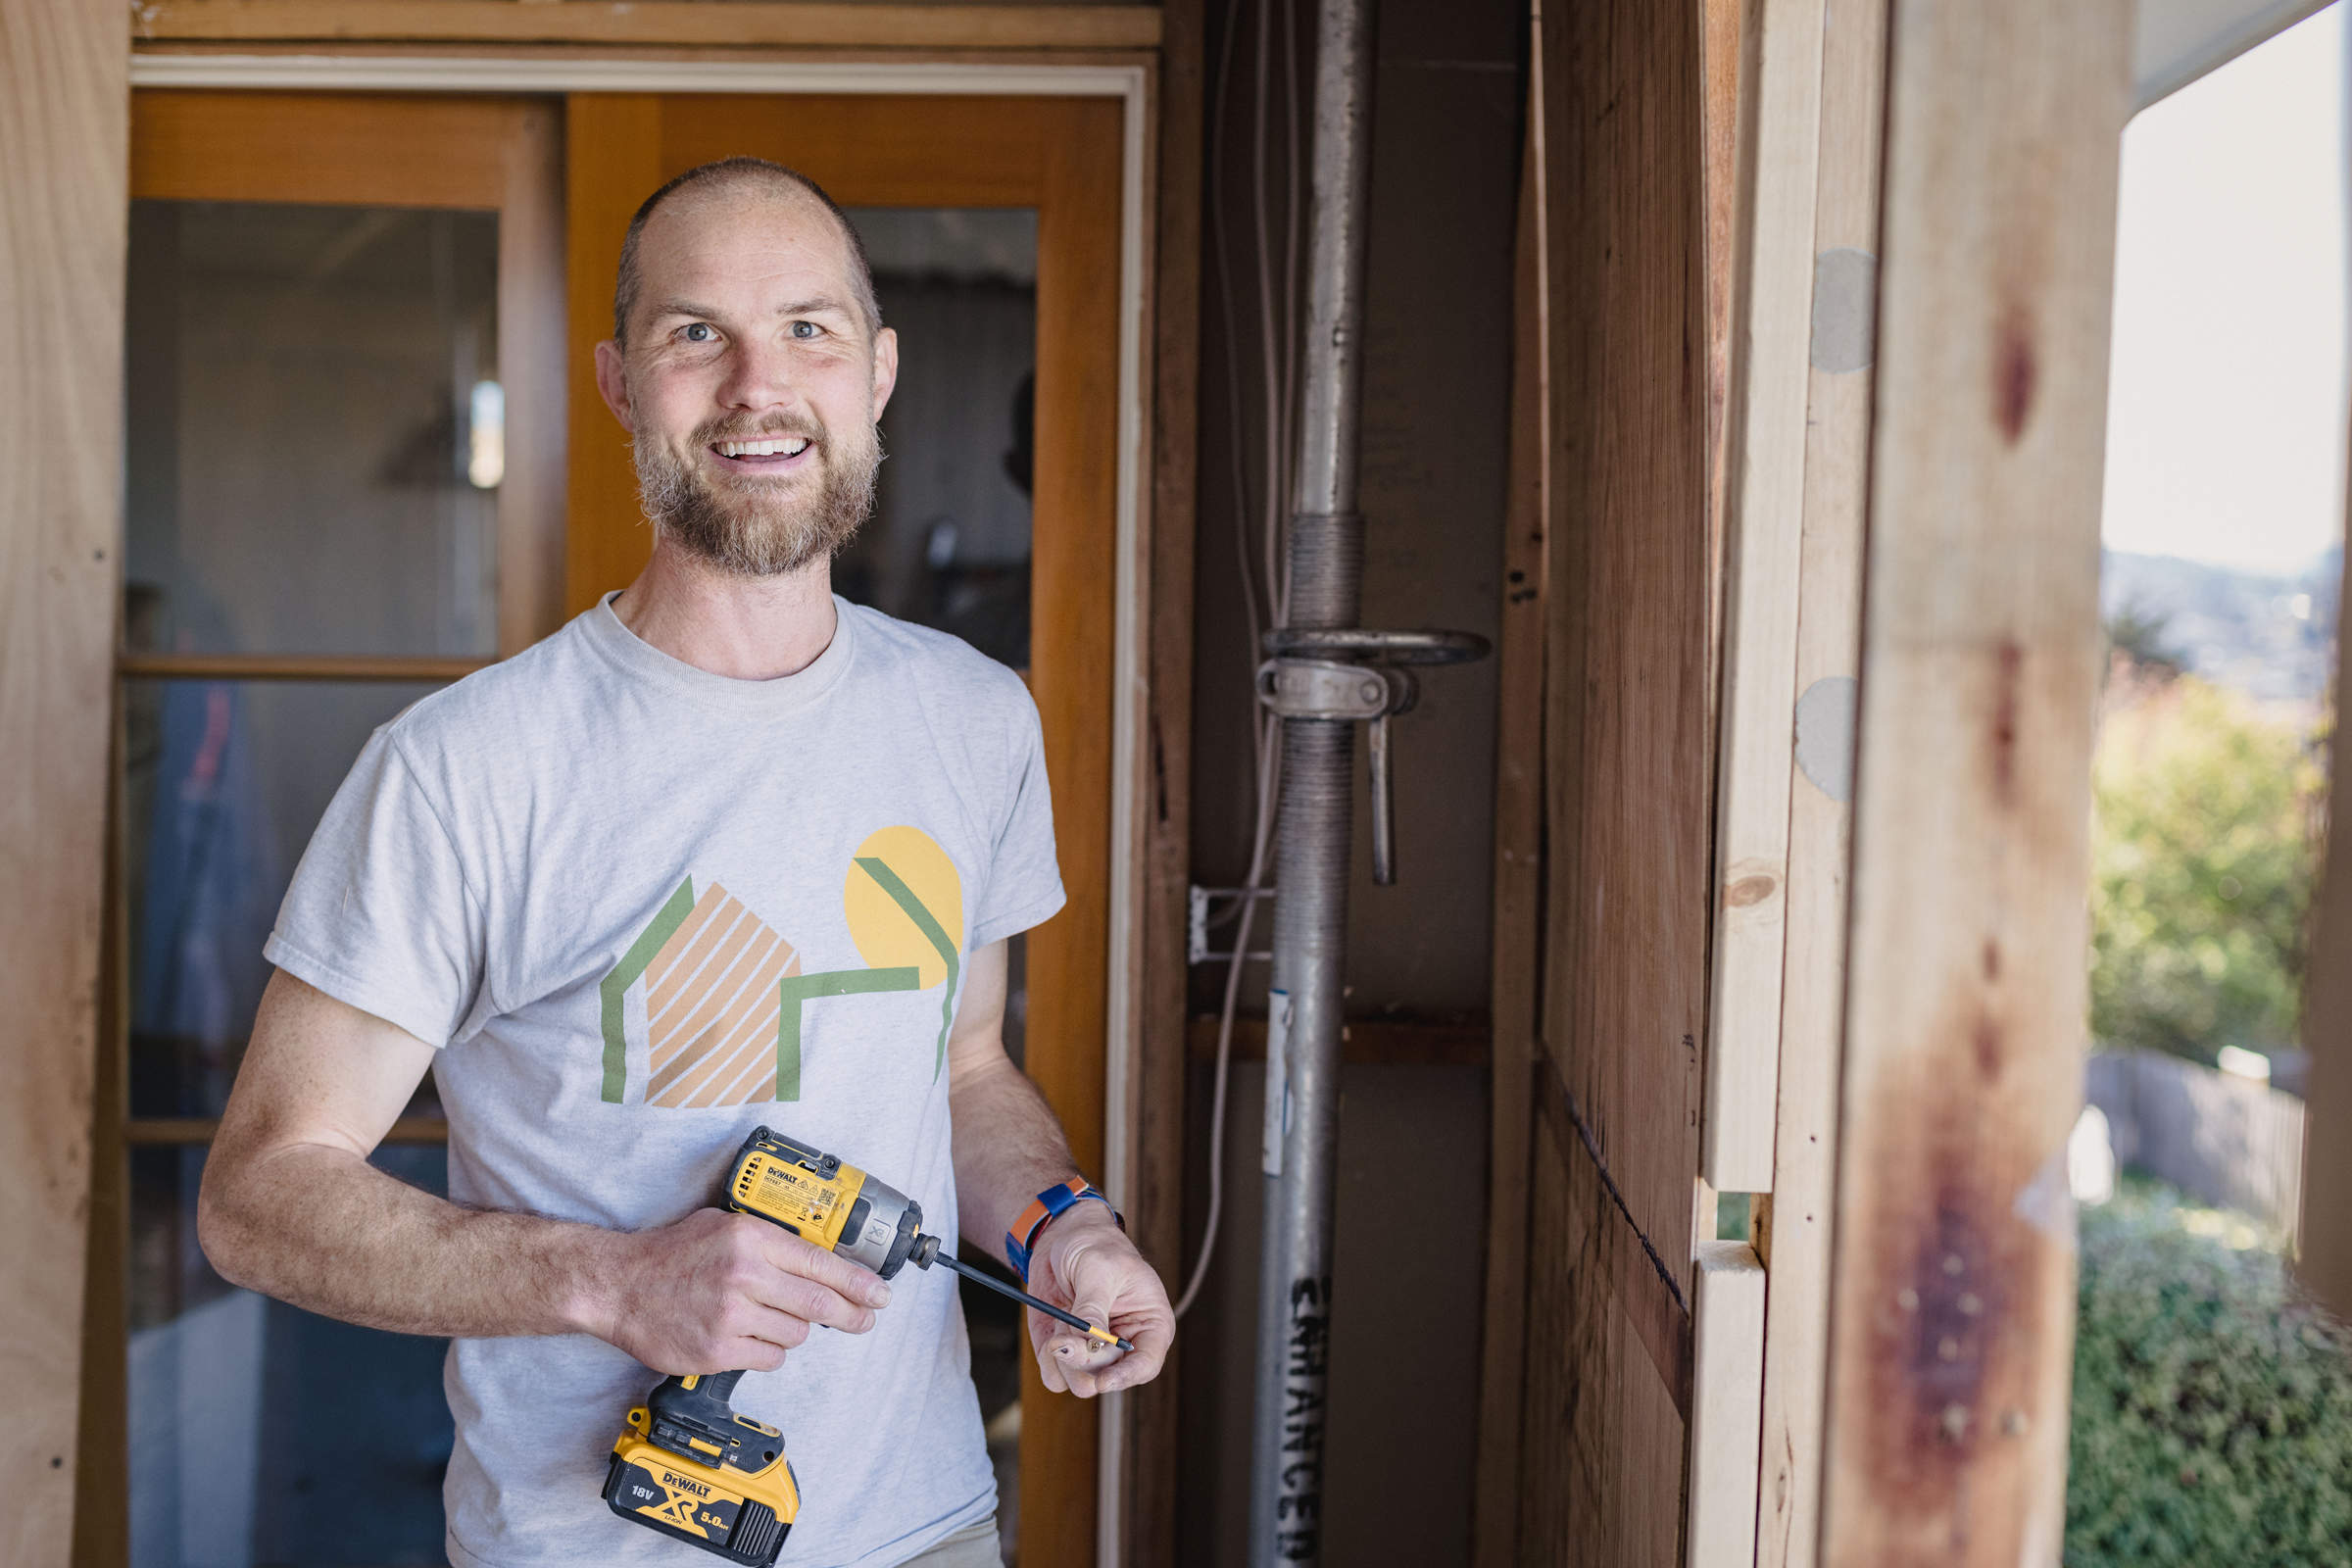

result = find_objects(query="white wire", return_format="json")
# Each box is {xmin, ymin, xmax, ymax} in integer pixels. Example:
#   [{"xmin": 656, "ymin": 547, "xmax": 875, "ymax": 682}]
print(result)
[{"xmin": 1176, "ymin": 0, "xmax": 1298, "ymax": 1322}]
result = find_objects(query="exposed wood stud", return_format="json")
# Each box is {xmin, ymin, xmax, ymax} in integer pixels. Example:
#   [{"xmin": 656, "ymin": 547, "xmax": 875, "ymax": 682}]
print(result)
[
  {"xmin": 1817, "ymin": 1, "xmax": 2133, "ymax": 1561},
  {"xmin": 1687, "ymin": 1241, "xmax": 1768, "ymax": 1568},
  {"xmin": 1753, "ymin": 1, "xmax": 1886, "ymax": 1563},
  {"xmin": 1703, "ymin": 0, "xmax": 1827, "ymax": 1192},
  {"xmin": 1471, "ymin": 86, "xmax": 1549, "ymax": 1568},
  {"xmin": 1124, "ymin": 0, "xmax": 1201, "ymax": 1557}
]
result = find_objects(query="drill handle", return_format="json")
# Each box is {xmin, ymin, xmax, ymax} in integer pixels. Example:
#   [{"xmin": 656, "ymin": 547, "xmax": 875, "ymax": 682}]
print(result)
[{"xmin": 654, "ymin": 1368, "xmax": 745, "ymax": 1404}]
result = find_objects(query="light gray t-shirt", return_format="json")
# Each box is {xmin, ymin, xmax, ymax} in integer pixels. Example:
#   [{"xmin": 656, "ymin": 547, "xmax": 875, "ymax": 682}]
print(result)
[{"xmin": 263, "ymin": 593, "xmax": 1064, "ymax": 1568}]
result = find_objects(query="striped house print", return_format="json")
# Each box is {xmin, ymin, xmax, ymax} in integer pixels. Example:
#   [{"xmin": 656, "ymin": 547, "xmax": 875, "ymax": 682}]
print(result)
[{"xmin": 641, "ymin": 882, "xmax": 803, "ymax": 1108}]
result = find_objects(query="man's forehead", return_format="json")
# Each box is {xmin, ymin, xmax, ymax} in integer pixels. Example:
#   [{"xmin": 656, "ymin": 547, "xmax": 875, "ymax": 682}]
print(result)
[{"xmin": 636, "ymin": 187, "xmax": 855, "ymax": 299}]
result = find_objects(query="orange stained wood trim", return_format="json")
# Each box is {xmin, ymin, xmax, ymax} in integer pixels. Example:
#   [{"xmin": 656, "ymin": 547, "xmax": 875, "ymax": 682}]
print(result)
[
  {"xmin": 495, "ymin": 97, "xmax": 572, "ymax": 654},
  {"xmin": 132, "ymin": 90, "xmax": 538, "ymax": 208},
  {"xmin": 134, "ymin": 1, "xmax": 1164, "ymax": 50},
  {"xmin": 1533, "ymin": 1050, "xmax": 1695, "ymax": 1423},
  {"xmin": 117, "ymin": 652, "xmax": 487, "ymax": 682},
  {"xmin": 125, "ymin": 1116, "xmax": 452, "ymax": 1145},
  {"xmin": 564, "ymin": 92, "xmax": 1126, "ymax": 1568},
  {"xmin": 1018, "ymin": 92, "xmax": 1123, "ymax": 1568}
]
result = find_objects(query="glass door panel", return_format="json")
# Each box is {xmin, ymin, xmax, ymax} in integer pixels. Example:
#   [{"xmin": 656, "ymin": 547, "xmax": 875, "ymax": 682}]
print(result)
[
  {"xmin": 122, "ymin": 678, "xmax": 444, "ymax": 1120},
  {"xmin": 838, "ymin": 207, "xmax": 1039, "ymax": 672},
  {"xmin": 125, "ymin": 201, "xmax": 503, "ymax": 659},
  {"xmin": 93, "ymin": 90, "xmax": 566, "ymax": 1568},
  {"xmin": 128, "ymin": 1144, "xmax": 454, "ymax": 1567}
]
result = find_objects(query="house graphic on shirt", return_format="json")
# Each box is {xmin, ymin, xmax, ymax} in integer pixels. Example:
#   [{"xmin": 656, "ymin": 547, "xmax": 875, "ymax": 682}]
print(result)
[{"xmin": 598, "ymin": 826, "xmax": 964, "ymax": 1106}]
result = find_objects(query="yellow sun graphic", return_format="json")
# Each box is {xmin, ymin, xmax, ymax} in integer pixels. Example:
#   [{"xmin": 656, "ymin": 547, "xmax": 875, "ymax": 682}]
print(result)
[{"xmin": 843, "ymin": 826, "xmax": 964, "ymax": 989}]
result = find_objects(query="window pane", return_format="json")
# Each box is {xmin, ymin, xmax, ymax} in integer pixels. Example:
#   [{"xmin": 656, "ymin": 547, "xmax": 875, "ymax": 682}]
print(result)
[
  {"xmin": 837, "ymin": 208, "xmax": 1037, "ymax": 671},
  {"xmin": 124, "ymin": 200, "xmax": 502, "ymax": 659},
  {"xmin": 124, "ymin": 678, "xmax": 446, "ymax": 1118},
  {"xmin": 129, "ymin": 1143, "xmax": 454, "ymax": 1566}
]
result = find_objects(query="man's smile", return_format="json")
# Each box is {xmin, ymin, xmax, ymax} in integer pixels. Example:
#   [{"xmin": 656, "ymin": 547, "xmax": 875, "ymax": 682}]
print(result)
[{"xmin": 710, "ymin": 435, "xmax": 815, "ymax": 471}]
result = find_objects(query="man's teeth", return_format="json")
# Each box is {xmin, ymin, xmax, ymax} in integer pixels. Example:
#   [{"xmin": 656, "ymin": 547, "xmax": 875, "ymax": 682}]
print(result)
[{"xmin": 716, "ymin": 438, "xmax": 810, "ymax": 458}]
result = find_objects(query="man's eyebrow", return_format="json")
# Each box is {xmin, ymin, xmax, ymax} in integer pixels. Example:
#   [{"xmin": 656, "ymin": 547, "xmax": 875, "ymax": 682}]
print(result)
[{"xmin": 646, "ymin": 296, "xmax": 854, "ymax": 322}]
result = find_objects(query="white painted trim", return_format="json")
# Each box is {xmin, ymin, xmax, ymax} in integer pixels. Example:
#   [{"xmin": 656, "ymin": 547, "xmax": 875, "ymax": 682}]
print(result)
[
  {"xmin": 128, "ymin": 53, "xmax": 1151, "ymax": 1564},
  {"xmin": 2132, "ymin": 0, "xmax": 2330, "ymax": 109}
]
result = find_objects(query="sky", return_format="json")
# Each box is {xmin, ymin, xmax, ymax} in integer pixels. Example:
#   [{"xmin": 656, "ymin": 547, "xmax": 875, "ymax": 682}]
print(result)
[{"xmin": 2102, "ymin": 3, "xmax": 2349, "ymax": 576}]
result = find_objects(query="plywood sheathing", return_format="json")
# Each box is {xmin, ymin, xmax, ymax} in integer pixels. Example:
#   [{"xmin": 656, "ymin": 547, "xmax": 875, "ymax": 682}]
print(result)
[
  {"xmin": 1519, "ymin": 0, "xmax": 1716, "ymax": 1556},
  {"xmin": 1, "ymin": 0, "xmax": 130, "ymax": 1555}
]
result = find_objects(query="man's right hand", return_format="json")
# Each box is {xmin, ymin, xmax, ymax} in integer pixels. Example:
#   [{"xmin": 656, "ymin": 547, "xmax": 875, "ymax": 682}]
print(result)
[{"xmin": 584, "ymin": 1207, "xmax": 893, "ymax": 1374}]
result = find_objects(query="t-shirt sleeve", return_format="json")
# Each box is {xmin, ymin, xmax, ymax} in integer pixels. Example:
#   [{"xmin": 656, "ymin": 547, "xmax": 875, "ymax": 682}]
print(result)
[
  {"xmin": 967, "ymin": 690, "xmax": 1066, "ymax": 951},
  {"xmin": 262, "ymin": 727, "xmax": 488, "ymax": 1049}
]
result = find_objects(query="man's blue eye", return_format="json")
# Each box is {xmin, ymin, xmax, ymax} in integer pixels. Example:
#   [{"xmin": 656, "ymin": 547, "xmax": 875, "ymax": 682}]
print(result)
[
  {"xmin": 791, "ymin": 320, "xmax": 818, "ymax": 340},
  {"xmin": 683, "ymin": 323, "xmax": 715, "ymax": 343}
]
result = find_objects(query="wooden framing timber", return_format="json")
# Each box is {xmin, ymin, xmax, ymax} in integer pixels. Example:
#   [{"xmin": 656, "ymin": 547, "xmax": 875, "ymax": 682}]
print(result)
[
  {"xmin": 1117, "ymin": 1, "xmax": 1199, "ymax": 1559},
  {"xmin": 1701, "ymin": 0, "xmax": 1826, "ymax": 1192},
  {"xmin": 1817, "ymin": 0, "xmax": 2134, "ymax": 1561},
  {"xmin": 1752, "ymin": 0, "xmax": 1884, "ymax": 1561},
  {"xmin": 2, "ymin": 0, "xmax": 129, "ymax": 1558},
  {"xmin": 1470, "ymin": 91, "xmax": 1549, "ymax": 1568},
  {"xmin": 1687, "ymin": 1240, "xmax": 1768, "ymax": 1566},
  {"xmin": 134, "ymin": 1, "xmax": 1163, "ymax": 50},
  {"xmin": 2303, "ymin": 531, "xmax": 2352, "ymax": 1315}
]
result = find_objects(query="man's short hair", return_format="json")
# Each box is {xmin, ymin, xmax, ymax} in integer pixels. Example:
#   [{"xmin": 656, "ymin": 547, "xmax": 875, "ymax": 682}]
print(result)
[{"xmin": 611, "ymin": 157, "xmax": 882, "ymax": 346}]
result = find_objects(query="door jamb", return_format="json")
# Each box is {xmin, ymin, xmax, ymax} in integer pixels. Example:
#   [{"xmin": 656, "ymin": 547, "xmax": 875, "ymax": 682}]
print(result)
[{"xmin": 125, "ymin": 50, "xmax": 1155, "ymax": 1566}]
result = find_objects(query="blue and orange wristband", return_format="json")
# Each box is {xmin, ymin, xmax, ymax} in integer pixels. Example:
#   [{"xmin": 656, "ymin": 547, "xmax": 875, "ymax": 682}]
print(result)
[{"xmin": 1004, "ymin": 1176, "xmax": 1123, "ymax": 1283}]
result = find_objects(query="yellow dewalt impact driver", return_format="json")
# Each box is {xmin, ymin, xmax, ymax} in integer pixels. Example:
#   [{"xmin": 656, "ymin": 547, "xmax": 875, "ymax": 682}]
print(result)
[{"xmin": 602, "ymin": 1126, "xmax": 1130, "ymax": 1564}]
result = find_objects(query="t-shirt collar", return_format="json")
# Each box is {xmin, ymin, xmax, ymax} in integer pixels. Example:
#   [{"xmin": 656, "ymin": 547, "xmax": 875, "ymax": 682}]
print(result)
[{"xmin": 584, "ymin": 589, "xmax": 858, "ymax": 716}]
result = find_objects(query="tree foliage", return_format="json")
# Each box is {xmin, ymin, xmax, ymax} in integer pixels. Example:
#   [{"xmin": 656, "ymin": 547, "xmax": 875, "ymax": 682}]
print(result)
[{"xmin": 2088, "ymin": 674, "xmax": 2321, "ymax": 1062}]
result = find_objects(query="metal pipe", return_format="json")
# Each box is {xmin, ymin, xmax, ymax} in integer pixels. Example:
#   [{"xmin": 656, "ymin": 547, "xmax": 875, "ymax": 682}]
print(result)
[{"xmin": 1249, "ymin": 0, "xmax": 1376, "ymax": 1561}]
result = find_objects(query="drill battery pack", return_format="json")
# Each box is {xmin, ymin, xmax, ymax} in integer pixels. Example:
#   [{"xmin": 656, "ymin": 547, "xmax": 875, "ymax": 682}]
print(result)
[{"xmin": 604, "ymin": 1375, "xmax": 800, "ymax": 1566}]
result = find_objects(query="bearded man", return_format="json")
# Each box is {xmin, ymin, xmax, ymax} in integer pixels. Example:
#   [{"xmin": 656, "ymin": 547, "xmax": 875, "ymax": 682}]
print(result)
[{"xmin": 197, "ymin": 157, "xmax": 1173, "ymax": 1568}]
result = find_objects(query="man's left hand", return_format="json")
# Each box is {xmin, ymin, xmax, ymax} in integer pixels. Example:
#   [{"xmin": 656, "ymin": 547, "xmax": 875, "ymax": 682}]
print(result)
[{"xmin": 1021, "ymin": 1206, "xmax": 1173, "ymax": 1396}]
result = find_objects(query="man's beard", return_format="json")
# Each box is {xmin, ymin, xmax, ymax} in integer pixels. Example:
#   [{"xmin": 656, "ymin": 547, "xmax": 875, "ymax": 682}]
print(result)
[{"xmin": 633, "ymin": 412, "xmax": 881, "ymax": 577}]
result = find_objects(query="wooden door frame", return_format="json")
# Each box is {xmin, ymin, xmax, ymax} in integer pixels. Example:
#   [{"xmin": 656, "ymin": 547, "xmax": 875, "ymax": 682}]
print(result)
[{"xmin": 117, "ymin": 51, "xmax": 1169, "ymax": 1568}]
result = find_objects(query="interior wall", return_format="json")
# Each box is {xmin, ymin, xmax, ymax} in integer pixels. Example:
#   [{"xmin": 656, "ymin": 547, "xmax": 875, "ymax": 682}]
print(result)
[{"xmin": 1180, "ymin": 0, "xmax": 1524, "ymax": 1558}]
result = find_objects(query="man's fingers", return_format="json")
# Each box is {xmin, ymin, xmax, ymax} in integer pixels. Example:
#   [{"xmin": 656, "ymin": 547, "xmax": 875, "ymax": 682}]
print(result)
[
  {"xmin": 723, "ymin": 1337, "xmax": 791, "ymax": 1373},
  {"xmin": 750, "ymin": 1268, "xmax": 877, "ymax": 1335},
  {"xmin": 753, "ymin": 1221, "xmax": 893, "ymax": 1309},
  {"xmin": 1097, "ymin": 1318, "xmax": 1172, "ymax": 1392}
]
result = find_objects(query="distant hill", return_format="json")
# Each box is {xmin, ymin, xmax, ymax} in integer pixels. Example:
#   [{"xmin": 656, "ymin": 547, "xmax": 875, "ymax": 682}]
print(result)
[{"xmin": 2101, "ymin": 547, "xmax": 2341, "ymax": 709}]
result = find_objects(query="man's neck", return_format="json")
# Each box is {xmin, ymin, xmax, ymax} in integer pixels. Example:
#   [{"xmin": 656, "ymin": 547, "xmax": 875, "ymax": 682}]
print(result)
[{"xmin": 610, "ymin": 542, "xmax": 839, "ymax": 681}]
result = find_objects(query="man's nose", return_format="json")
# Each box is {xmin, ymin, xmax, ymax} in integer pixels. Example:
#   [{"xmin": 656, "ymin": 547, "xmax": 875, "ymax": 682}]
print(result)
[{"xmin": 716, "ymin": 334, "xmax": 804, "ymax": 415}]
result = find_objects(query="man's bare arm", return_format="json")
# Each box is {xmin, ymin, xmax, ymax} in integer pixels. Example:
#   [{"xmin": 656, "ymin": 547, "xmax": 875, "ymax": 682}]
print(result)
[
  {"xmin": 199, "ymin": 970, "xmax": 890, "ymax": 1372},
  {"xmin": 946, "ymin": 941, "xmax": 1173, "ymax": 1396}
]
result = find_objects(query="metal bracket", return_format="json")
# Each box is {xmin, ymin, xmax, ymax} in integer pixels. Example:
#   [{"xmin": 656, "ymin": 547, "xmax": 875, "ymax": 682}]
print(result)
[
  {"xmin": 1188, "ymin": 884, "xmax": 1275, "ymax": 965},
  {"xmin": 1252, "ymin": 626, "xmax": 1491, "ymax": 886},
  {"xmin": 1254, "ymin": 658, "xmax": 1412, "ymax": 721}
]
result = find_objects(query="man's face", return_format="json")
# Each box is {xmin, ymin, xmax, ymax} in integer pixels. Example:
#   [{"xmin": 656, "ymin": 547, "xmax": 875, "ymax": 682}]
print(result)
[{"xmin": 594, "ymin": 189, "xmax": 899, "ymax": 577}]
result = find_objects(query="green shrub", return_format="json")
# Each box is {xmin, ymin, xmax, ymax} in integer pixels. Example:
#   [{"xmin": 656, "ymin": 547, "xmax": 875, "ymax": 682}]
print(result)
[
  {"xmin": 2088, "ymin": 675, "xmax": 2321, "ymax": 1065},
  {"xmin": 2068, "ymin": 1181, "xmax": 2352, "ymax": 1564}
]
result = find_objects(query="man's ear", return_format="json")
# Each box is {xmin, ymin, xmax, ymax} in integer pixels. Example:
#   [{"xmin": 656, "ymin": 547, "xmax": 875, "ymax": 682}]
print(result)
[
  {"xmin": 593, "ymin": 339, "xmax": 636, "ymax": 434},
  {"xmin": 868, "ymin": 325, "xmax": 901, "ymax": 423}
]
